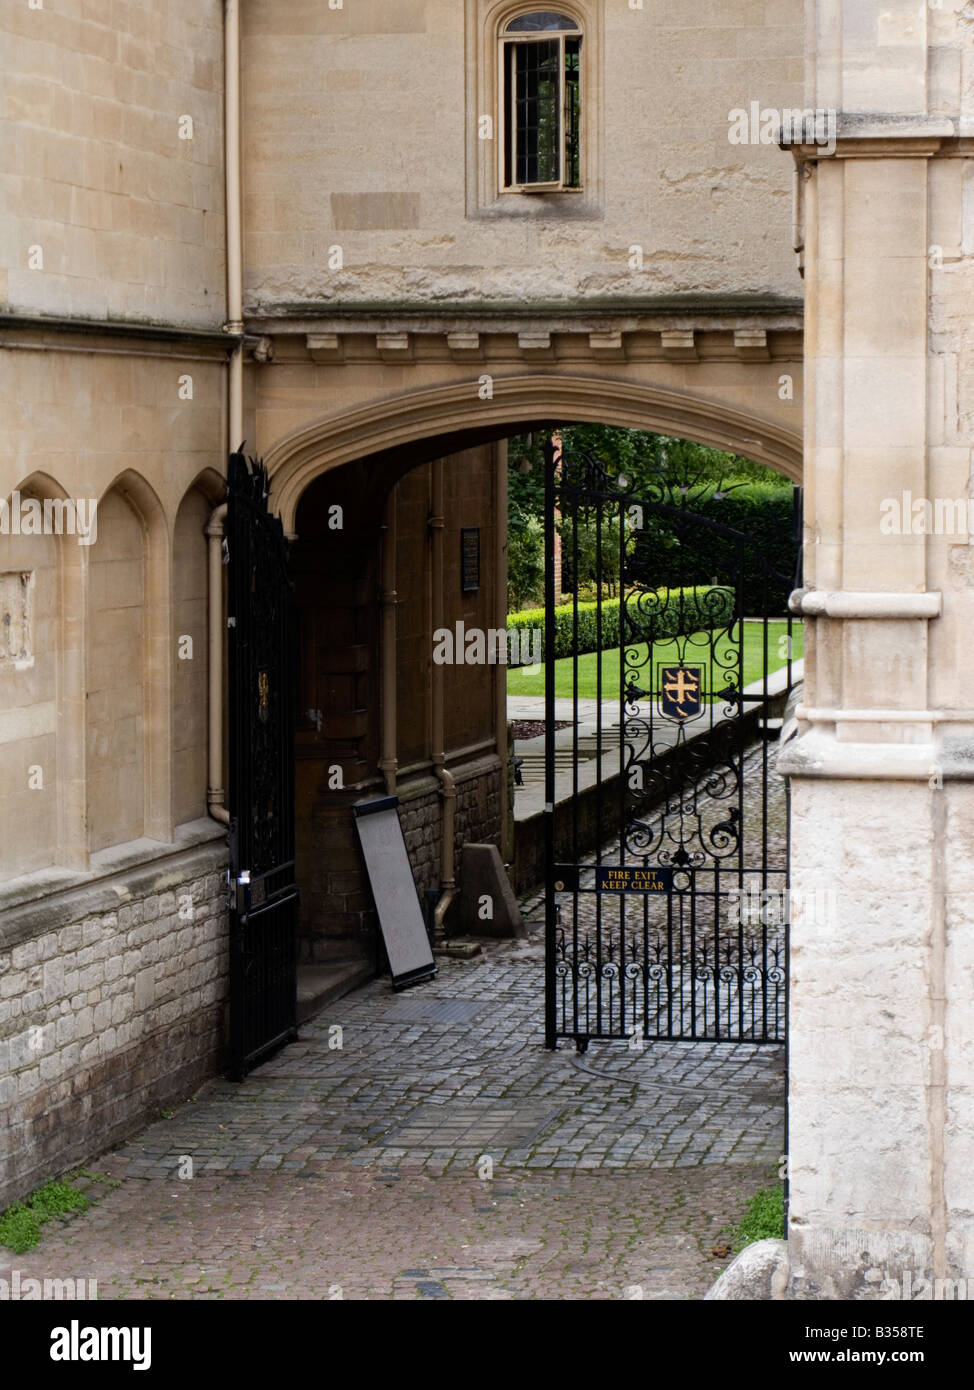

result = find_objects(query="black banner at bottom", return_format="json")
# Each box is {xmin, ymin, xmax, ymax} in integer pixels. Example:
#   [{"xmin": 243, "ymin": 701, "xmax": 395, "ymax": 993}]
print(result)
[{"xmin": 4, "ymin": 1295, "xmax": 966, "ymax": 1374}]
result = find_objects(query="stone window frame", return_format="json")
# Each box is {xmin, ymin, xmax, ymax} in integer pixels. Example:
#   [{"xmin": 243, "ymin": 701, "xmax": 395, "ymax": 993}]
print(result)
[
  {"xmin": 500, "ymin": 11, "xmax": 582, "ymax": 193},
  {"xmin": 465, "ymin": 0, "xmax": 604, "ymax": 220}
]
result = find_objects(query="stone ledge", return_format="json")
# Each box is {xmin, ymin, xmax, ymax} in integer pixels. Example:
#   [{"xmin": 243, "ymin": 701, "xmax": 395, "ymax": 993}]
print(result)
[
  {"xmin": 778, "ymin": 727, "xmax": 937, "ymax": 780},
  {"xmin": 790, "ymin": 589, "xmax": 942, "ymax": 620},
  {"xmin": 296, "ymin": 960, "xmax": 375, "ymax": 1024},
  {"xmin": 0, "ymin": 821, "xmax": 228, "ymax": 950},
  {"xmin": 781, "ymin": 727, "xmax": 974, "ymax": 781},
  {"xmin": 245, "ymin": 292, "xmax": 806, "ymax": 333},
  {"xmin": 393, "ymin": 752, "xmax": 503, "ymax": 806},
  {"xmin": 0, "ymin": 312, "xmax": 236, "ymax": 350}
]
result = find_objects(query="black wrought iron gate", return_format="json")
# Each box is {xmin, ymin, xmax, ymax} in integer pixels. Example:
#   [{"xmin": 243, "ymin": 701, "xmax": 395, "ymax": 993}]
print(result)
[
  {"xmin": 226, "ymin": 451, "xmax": 298, "ymax": 1080},
  {"xmin": 543, "ymin": 441, "xmax": 798, "ymax": 1050}
]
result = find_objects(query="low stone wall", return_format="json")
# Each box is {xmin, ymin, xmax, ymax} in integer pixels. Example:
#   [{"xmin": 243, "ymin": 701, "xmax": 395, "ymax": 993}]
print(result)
[
  {"xmin": 514, "ymin": 765, "xmax": 626, "ymax": 896},
  {"xmin": 0, "ymin": 831, "xmax": 228, "ymax": 1208}
]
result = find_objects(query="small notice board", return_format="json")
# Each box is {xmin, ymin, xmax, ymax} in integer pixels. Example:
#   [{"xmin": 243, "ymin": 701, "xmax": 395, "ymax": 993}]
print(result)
[{"xmin": 353, "ymin": 795, "xmax": 437, "ymax": 990}]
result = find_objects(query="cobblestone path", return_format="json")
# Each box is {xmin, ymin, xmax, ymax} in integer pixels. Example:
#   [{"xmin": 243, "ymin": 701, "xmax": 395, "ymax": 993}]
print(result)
[{"xmin": 10, "ymin": 922, "xmax": 785, "ymax": 1300}]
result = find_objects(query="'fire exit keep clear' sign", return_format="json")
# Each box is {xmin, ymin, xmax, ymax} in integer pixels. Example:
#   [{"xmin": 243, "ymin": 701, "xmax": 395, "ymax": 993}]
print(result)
[
  {"xmin": 552, "ymin": 865, "xmax": 675, "ymax": 893},
  {"xmin": 594, "ymin": 865, "xmax": 673, "ymax": 892}
]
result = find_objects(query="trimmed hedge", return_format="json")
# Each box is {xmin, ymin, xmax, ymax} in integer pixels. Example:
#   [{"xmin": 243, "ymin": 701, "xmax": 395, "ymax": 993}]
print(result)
[
  {"xmin": 630, "ymin": 483, "xmax": 799, "ymax": 616},
  {"xmin": 507, "ymin": 585, "xmax": 734, "ymax": 667}
]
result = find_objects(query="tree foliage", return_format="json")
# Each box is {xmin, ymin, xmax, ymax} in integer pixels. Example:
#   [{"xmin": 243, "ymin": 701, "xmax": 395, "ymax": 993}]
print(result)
[{"xmin": 506, "ymin": 426, "xmax": 795, "ymax": 612}]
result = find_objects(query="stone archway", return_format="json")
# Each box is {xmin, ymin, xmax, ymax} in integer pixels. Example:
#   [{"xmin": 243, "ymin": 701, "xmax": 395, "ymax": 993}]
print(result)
[
  {"xmin": 269, "ymin": 371, "xmax": 802, "ymax": 1011},
  {"xmin": 263, "ymin": 372, "xmax": 803, "ymax": 533}
]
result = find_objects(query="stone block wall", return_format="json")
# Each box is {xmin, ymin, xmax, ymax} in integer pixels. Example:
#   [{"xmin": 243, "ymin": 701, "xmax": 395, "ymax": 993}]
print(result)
[
  {"xmin": 1, "ymin": 0, "xmax": 226, "ymax": 326},
  {"xmin": 398, "ymin": 780, "xmax": 441, "ymax": 900},
  {"xmin": 454, "ymin": 759, "xmax": 502, "ymax": 871},
  {"xmin": 297, "ymin": 790, "xmax": 378, "ymax": 967},
  {"xmin": 242, "ymin": 0, "xmax": 804, "ymax": 311},
  {"xmin": 399, "ymin": 754, "xmax": 502, "ymax": 904},
  {"xmin": 297, "ymin": 754, "xmax": 503, "ymax": 965},
  {"xmin": 783, "ymin": 0, "xmax": 974, "ymax": 1297},
  {"xmin": 0, "ymin": 834, "xmax": 228, "ymax": 1208}
]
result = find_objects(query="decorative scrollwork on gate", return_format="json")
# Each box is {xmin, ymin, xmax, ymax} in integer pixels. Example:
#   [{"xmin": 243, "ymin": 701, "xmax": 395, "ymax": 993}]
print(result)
[{"xmin": 544, "ymin": 439, "xmax": 797, "ymax": 1047}]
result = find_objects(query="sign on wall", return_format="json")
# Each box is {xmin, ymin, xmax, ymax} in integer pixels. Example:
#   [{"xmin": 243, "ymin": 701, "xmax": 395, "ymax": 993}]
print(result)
[{"xmin": 461, "ymin": 527, "xmax": 480, "ymax": 592}]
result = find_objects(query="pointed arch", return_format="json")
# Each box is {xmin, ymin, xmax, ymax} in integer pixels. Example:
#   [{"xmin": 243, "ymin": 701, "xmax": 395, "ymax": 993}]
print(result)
[
  {"xmin": 264, "ymin": 373, "xmax": 803, "ymax": 532},
  {"xmin": 173, "ymin": 475, "xmax": 221, "ymax": 826},
  {"xmin": 88, "ymin": 470, "xmax": 172, "ymax": 849},
  {"xmin": 2, "ymin": 472, "xmax": 87, "ymax": 872}
]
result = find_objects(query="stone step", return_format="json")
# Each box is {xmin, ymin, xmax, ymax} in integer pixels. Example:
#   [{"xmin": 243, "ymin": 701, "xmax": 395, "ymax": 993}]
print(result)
[{"xmin": 296, "ymin": 959, "xmax": 375, "ymax": 1024}]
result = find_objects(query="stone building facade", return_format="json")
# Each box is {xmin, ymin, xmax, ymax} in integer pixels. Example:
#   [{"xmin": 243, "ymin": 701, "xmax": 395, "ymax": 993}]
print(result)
[
  {"xmin": 1, "ymin": 0, "xmax": 972, "ymax": 1300},
  {"xmin": 0, "ymin": 0, "xmax": 804, "ymax": 1205},
  {"xmin": 781, "ymin": 0, "xmax": 974, "ymax": 1299}
]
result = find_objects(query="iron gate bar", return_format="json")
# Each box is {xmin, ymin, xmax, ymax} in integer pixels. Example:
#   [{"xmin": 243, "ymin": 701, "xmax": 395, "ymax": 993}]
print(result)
[
  {"xmin": 544, "ymin": 438, "xmax": 557, "ymax": 1048},
  {"xmin": 544, "ymin": 444, "xmax": 795, "ymax": 1049}
]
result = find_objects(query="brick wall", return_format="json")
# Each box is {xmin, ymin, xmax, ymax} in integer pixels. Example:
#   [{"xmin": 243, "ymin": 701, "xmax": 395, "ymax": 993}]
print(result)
[{"xmin": 0, "ymin": 835, "xmax": 228, "ymax": 1207}]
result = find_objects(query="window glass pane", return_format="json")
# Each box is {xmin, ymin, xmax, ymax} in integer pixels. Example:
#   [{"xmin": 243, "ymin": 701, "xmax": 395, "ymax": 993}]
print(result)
[
  {"xmin": 514, "ymin": 39, "xmax": 560, "ymax": 184},
  {"xmin": 565, "ymin": 36, "xmax": 580, "ymax": 187},
  {"xmin": 506, "ymin": 11, "xmax": 579, "ymax": 31}
]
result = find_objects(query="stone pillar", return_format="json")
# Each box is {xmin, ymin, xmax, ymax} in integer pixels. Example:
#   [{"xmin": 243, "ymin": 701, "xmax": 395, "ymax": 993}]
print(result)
[{"xmin": 781, "ymin": 2, "xmax": 974, "ymax": 1297}]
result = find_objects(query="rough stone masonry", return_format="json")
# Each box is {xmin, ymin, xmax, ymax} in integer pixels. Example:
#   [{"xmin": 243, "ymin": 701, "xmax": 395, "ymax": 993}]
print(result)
[{"xmin": 0, "ymin": 837, "xmax": 228, "ymax": 1209}]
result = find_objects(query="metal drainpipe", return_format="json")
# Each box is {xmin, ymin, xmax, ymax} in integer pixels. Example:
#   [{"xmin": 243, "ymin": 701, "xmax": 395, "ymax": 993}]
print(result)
[
  {"xmin": 792, "ymin": 162, "xmax": 806, "ymax": 279},
  {"xmin": 224, "ymin": 0, "xmax": 244, "ymax": 438},
  {"xmin": 225, "ymin": 0, "xmax": 244, "ymax": 446},
  {"xmin": 494, "ymin": 440, "xmax": 510, "ymax": 861},
  {"xmin": 430, "ymin": 459, "xmax": 456, "ymax": 942},
  {"xmin": 379, "ymin": 486, "xmax": 399, "ymax": 796},
  {"xmin": 208, "ymin": 0, "xmax": 243, "ymax": 828}
]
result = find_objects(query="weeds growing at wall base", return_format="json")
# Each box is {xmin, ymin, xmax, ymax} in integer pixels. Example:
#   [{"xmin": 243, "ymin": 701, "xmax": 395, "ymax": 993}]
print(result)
[
  {"xmin": 0, "ymin": 1172, "xmax": 116, "ymax": 1254},
  {"xmin": 728, "ymin": 1182, "xmax": 785, "ymax": 1252}
]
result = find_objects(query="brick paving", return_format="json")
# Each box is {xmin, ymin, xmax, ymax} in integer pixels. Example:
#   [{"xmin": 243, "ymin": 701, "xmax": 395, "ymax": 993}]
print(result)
[
  {"xmin": 7, "ymin": 920, "xmax": 785, "ymax": 1300},
  {"xmin": 8, "ymin": 1165, "xmax": 774, "ymax": 1301}
]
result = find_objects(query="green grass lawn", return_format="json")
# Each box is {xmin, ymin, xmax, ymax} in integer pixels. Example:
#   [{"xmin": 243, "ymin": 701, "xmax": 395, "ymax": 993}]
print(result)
[{"xmin": 507, "ymin": 620, "xmax": 803, "ymax": 700}]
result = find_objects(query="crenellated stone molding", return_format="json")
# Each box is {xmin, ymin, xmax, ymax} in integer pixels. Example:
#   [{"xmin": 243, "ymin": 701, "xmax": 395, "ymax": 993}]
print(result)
[{"xmin": 273, "ymin": 321, "xmax": 803, "ymax": 369}]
